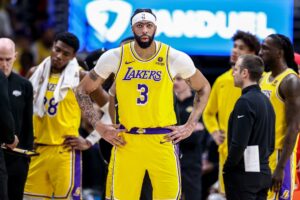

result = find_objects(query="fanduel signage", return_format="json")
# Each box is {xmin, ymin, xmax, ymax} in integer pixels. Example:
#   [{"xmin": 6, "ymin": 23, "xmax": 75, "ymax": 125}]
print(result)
[{"xmin": 69, "ymin": 0, "xmax": 293, "ymax": 55}]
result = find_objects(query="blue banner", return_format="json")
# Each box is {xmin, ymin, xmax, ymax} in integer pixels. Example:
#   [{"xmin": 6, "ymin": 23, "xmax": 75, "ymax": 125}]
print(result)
[{"xmin": 69, "ymin": 0, "xmax": 293, "ymax": 55}]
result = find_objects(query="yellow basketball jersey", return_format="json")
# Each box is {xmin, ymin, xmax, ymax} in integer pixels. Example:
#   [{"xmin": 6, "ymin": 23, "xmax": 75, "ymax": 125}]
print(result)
[
  {"xmin": 260, "ymin": 68, "xmax": 297, "ymax": 149},
  {"xmin": 115, "ymin": 42, "xmax": 176, "ymax": 130},
  {"xmin": 33, "ymin": 73, "xmax": 81, "ymax": 145}
]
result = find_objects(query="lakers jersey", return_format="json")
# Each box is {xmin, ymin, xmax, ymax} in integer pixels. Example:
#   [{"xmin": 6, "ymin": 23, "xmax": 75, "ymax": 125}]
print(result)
[
  {"xmin": 260, "ymin": 68, "xmax": 297, "ymax": 149},
  {"xmin": 115, "ymin": 42, "xmax": 177, "ymax": 130},
  {"xmin": 33, "ymin": 73, "xmax": 81, "ymax": 145}
]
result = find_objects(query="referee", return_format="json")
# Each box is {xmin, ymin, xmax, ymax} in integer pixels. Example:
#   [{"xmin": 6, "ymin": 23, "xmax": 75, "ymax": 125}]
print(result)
[{"xmin": 223, "ymin": 54, "xmax": 275, "ymax": 200}]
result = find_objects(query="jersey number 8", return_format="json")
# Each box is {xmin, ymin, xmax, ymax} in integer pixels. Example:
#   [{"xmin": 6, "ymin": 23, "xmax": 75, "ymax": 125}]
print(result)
[{"xmin": 44, "ymin": 97, "xmax": 58, "ymax": 116}]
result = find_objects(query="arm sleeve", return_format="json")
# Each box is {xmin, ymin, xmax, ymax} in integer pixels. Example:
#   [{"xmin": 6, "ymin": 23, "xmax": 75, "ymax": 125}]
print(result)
[
  {"xmin": 224, "ymin": 98, "xmax": 254, "ymax": 169},
  {"xmin": 203, "ymin": 79, "xmax": 221, "ymax": 133},
  {"xmin": 93, "ymin": 47, "xmax": 121, "ymax": 79},
  {"xmin": 0, "ymin": 71, "xmax": 15, "ymax": 144},
  {"xmin": 20, "ymin": 81, "xmax": 34, "ymax": 150},
  {"xmin": 168, "ymin": 47, "xmax": 196, "ymax": 79}
]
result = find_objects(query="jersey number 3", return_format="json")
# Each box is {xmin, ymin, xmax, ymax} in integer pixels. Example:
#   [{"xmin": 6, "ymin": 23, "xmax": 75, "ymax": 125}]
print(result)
[{"xmin": 137, "ymin": 84, "xmax": 148, "ymax": 105}]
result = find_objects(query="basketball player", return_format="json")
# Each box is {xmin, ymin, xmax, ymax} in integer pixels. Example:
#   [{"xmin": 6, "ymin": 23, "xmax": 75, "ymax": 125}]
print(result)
[
  {"xmin": 259, "ymin": 34, "xmax": 300, "ymax": 200},
  {"xmin": 75, "ymin": 8, "xmax": 211, "ymax": 200},
  {"xmin": 23, "ymin": 32, "xmax": 108, "ymax": 200}
]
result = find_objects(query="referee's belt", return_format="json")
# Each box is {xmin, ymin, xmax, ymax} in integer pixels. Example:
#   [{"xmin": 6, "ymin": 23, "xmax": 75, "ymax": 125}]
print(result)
[{"xmin": 120, "ymin": 125, "xmax": 172, "ymax": 134}]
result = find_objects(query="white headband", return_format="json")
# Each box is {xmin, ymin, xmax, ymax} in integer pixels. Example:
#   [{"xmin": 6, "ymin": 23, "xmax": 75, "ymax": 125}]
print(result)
[{"xmin": 131, "ymin": 12, "xmax": 156, "ymax": 25}]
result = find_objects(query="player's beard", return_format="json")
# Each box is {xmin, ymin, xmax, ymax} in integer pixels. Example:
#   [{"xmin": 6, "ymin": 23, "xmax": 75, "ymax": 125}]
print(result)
[
  {"xmin": 134, "ymin": 32, "xmax": 155, "ymax": 49},
  {"xmin": 260, "ymin": 56, "xmax": 273, "ymax": 72}
]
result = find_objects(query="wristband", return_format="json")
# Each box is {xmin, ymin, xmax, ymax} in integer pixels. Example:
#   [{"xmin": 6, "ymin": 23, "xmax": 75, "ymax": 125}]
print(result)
[{"xmin": 86, "ymin": 130, "xmax": 101, "ymax": 145}]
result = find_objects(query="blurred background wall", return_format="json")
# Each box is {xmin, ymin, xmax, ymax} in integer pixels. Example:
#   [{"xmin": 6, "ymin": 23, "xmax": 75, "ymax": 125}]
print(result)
[{"xmin": 2, "ymin": 0, "xmax": 300, "ymax": 84}]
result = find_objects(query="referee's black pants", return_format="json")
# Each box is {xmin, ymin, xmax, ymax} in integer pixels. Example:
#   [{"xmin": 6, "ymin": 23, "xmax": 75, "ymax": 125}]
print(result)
[
  {"xmin": 0, "ymin": 149, "xmax": 8, "ymax": 200},
  {"xmin": 4, "ymin": 153, "xmax": 30, "ymax": 200},
  {"xmin": 223, "ymin": 171, "xmax": 271, "ymax": 200}
]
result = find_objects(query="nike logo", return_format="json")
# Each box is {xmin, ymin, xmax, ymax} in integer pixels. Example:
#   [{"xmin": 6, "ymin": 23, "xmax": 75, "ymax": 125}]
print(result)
[
  {"xmin": 237, "ymin": 115, "xmax": 245, "ymax": 119},
  {"xmin": 125, "ymin": 61, "xmax": 135, "ymax": 64},
  {"xmin": 160, "ymin": 140, "xmax": 168, "ymax": 144}
]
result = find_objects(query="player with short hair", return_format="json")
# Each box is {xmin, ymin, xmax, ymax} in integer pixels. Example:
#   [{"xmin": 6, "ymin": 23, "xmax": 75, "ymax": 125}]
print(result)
[{"xmin": 24, "ymin": 32, "xmax": 108, "ymax": 200}]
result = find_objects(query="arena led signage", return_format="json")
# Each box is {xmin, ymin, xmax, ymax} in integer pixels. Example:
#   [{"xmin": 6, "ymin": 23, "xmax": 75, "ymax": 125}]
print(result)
[{"xmin": 69, "ymin": 0, "xmax": 293, "ymax": 55}]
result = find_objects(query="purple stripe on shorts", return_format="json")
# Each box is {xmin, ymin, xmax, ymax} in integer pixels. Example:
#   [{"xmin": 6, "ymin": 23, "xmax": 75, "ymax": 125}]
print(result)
[
  {"xmin": 71, "ymin": 150, "xmax": 82, "ymax": 200},
  {"xmin": 174, "ymin": 143, "xmax": 182, "ymax": 200},
  {"xmin": 119, "ymin": 125, "xmax": 172, "ymax": 134},
  {"xmin": 278, "ymin": 157, "xmax": 291, "ymax": 200}
]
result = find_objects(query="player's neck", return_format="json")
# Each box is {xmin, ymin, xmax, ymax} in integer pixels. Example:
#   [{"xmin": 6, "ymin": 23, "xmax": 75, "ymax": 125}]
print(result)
[
  {"xmin": 134, "ymin": 41, "xmax": 156, "ymax": 60},
  {"xmin": 51, "ymin": 65, "xmax": 64, "ymax": 74},
  {"xmin": 271, "ymin": 62, "xmax": 288, "ymax": 78}
]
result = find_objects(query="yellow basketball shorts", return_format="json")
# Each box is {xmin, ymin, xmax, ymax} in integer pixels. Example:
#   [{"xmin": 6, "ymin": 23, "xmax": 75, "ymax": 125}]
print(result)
[
  {"xmin": 24, "ymin": 145, "xmax": 82, "ymax": 199},
  {"xmin": 105, "ymin": 132, "xmax": 181, "ymax": 200},
  {"xmin": 267, "ymin": 150, "xmax": 296, "ymax": 200}
]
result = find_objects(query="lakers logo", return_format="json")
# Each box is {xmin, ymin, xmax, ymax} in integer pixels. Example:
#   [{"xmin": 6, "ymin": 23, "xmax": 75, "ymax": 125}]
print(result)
[
  {"xmin": 123, "ymin": 67, "xmax": 162, "ymax": 81},
  {"xmin": 73, "ymin": 187, "xmax": 81, "ymax": 196},
  {"xmin": 280, "ymin": 190, "xmax": 289, "ymax": 199}
]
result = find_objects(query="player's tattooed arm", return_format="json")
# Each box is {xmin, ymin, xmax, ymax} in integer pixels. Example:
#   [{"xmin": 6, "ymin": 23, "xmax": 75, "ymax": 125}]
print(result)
[
  {"xmin": 76, "ymin": 89, "xmax": 101, "ymax": 128},
  {"xmin": 191, "ymin": 86, "xmax": 203, "ymax": 122},
  {"xmin": 89, "ymin": 70, "xmax": 99, "ymax": 81},
  {"xmin": 185, "ymin": 70, "xmax": 211, "ymax": 124},
  {"xmin": 186, "ymin": 76, "xmax": 203, "ymax": 110},
  {"xmin": 76, "ymin": 70, "xmax": 103, "ymax": 128},
  {"xmin": 165, "ymin": 70, "xmax": 210, "ymax": 144}
]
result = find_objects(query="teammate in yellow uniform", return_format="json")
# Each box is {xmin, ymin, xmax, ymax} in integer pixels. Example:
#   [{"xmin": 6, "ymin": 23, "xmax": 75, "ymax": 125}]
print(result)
[
  {"xmin": 24, "ymin": 32, "xmax": 108, "ymax": 200},
  {"xmin": 76, "ymin": 8, "xmax": 211, "ymax": 200},
  {"xmin": 23, "ymin": 32, "xmax": 82, "ymax": 200},
  {"xmin": 259, "ymin": 34, "xmax": 300, "ymax": 200},
  {"xmin": 203, "ymin": 31, "xmax": 260, "ymax": 194}
]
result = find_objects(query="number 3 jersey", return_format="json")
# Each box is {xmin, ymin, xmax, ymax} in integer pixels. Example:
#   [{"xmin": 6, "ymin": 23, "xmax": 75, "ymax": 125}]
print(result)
[
  {"xmin": 33, "ymin": 73, "xmax": 81, "ymax": 145},
  {"xmin": 116, "ymin": 42, "xmax": 177, "ymax": 130}
]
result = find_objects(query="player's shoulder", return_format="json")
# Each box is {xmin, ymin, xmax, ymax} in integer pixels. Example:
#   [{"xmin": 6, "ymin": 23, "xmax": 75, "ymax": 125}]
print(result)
[
  {"xmin": 95, "ymin": 47, "xmax": 122, "ymax": 65},
  {"xmin": 280, "ymin": 72, "xmax": 300, "ymax": 90},
  {"xmin": 168, "ymin": 46, "xmax": 193, "ymax": 66},
  {"xmin": 215, "ymin": 69, "xmax": 233, "ymax": 83},
  {"xmin": 168, "ymin": 46, "xmax": 189, "ymax": 58},
  {"xmin": 104, "ymin": 47, "xmax": 122, "ymax": 58}
]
